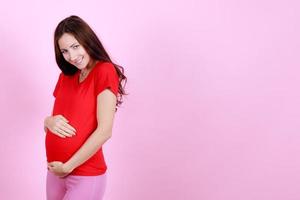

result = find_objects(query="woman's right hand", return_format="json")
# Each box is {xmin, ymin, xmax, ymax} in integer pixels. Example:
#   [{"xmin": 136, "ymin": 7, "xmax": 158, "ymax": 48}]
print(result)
[{"xmin": 44, "ymin": 115, "xmax": 76, "ymax": 138}]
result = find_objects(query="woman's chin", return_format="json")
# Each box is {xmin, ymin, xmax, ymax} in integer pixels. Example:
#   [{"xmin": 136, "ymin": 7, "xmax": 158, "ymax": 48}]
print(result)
[{"xmin": 74, "ymin": 64, "xmax": 88, "ymax": 70}]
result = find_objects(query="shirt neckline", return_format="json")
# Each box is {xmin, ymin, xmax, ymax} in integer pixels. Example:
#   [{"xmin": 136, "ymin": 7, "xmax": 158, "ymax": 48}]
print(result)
[{"xmin": 76, "ymin": 61, "xmax": 101, "ymax": 85}]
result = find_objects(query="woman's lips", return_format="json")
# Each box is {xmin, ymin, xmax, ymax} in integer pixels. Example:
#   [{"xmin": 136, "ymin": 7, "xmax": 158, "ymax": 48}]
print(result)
[{"xmin": 73, "ymin": 57, "xmax": 83, "ymax": 65}]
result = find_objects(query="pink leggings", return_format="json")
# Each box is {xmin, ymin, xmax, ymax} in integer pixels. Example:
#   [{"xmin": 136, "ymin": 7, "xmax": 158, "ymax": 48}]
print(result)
[{"xmin": 46, "ymin": 170, "xmax": 107, "ymax": 200}]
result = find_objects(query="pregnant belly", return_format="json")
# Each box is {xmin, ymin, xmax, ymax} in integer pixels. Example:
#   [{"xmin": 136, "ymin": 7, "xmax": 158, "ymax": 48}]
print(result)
[{"xmin": 45, "ymin": 131, "xmax": 88, "ymax": 162}]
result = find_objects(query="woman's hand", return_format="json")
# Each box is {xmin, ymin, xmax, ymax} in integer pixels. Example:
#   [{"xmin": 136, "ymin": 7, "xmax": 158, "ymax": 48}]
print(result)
[
  {"xmin": 47, "ymin": 161, "xmax": 74, "ymax": 178},
  {"xmin": 44, "ymin": 115, "xmax": 76, "ymax": 138}
]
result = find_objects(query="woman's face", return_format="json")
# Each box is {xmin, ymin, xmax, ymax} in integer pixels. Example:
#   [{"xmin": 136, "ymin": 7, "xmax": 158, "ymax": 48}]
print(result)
[{"xmin": 58, "ymin": 33, "xmax": 91, "ymax": 70}]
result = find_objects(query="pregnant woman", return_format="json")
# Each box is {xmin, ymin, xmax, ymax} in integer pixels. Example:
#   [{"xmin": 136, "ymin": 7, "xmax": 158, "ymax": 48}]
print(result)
[{"xmin": 44, "ymin": 15, "xmax": 127, "ymax": 200}]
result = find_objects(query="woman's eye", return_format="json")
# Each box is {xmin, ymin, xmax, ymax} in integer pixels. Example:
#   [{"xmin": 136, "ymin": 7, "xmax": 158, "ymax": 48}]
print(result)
[{"xmin": 73, "ymin": 45, "xmax": 79, "ymax": 49}]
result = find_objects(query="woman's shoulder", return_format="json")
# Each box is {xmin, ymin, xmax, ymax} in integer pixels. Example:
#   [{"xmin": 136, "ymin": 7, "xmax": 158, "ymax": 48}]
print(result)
[
  {"xmin": 57, "ymin": 72, "xmax": 64, "ymax": 80},
  {"xmin": 59, "ymin": 71, "xmax": 76, "ymax": 82},
  {"xmin": 95, "ymin": 61, "xmax": 114, "ymax": 68},
  {"xmin": 94, "ymin": 61, "xmax": 115, "ymax": 73}
]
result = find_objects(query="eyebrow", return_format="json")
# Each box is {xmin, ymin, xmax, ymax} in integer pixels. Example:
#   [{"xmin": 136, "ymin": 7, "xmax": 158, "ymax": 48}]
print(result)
[{"xmin": 60, "ymin": 43, "xmax": 78, "ymax": 51}]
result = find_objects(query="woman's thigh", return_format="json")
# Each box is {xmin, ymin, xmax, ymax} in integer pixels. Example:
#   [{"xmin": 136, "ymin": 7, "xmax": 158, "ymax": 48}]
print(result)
[
  {"xmin": 63, "ymin": 173, "xmax": 107, "ymax": 200},
  {"xmin": 46, "ymin": 170, "xmax": 66, "ymax": 200}
]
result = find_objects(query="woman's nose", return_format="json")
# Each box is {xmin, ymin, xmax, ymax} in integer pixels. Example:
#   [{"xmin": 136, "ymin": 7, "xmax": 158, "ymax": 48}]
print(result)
[{"xmin": 69, "ymin": 51, "xmax": 77, "ymax": 61}]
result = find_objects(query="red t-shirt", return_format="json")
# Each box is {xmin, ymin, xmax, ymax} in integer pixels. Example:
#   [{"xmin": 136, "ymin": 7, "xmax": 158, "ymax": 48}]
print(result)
[{"xmin": 45, "ymin": 61, "xmax": 119, "ymax": 176}]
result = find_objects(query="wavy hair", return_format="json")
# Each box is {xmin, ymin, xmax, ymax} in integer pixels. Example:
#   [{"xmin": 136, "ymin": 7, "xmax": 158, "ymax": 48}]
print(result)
[{"xmin": 54, "ymin": 15, "xmax": 127, "ymax": 107}]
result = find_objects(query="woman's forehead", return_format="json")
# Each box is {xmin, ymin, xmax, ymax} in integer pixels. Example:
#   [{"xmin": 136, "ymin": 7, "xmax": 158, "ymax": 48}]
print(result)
[{"xmin": 58, "ymin": 33, "xmax": 79, "ymax": 48}]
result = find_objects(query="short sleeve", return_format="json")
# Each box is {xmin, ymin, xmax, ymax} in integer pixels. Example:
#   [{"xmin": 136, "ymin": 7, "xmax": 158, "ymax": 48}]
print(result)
[
  {"xmin": 94, "ymin": 62, "xmax": 119, "ymax": 97},
  {"xmin": 53, "ymin": 73, "xmax": 63, "ymax": 98}
]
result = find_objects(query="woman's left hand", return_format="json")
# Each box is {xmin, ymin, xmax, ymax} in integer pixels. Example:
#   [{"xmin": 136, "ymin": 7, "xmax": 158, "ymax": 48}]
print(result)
[{"xmin": 47, "ymin": 161, "xmax": 72, "ymax": 178}]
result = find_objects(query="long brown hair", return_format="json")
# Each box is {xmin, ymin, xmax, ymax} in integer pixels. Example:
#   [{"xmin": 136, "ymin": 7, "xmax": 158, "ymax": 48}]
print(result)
[{"xmin": 54, "ymin": 15, "xmax": 127, "ymax": 107}]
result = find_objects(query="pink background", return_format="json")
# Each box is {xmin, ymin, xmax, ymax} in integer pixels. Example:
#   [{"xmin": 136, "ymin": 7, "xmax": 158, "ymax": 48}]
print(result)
[{"xmin": 1, "ymin": 0, "xmax": 299, "ymax": 199}]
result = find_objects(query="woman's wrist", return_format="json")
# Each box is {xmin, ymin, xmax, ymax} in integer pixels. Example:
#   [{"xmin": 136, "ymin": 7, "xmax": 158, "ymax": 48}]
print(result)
[{"xmin": 63, "ymin": 162, "xmax": 75, "ymax": 174}]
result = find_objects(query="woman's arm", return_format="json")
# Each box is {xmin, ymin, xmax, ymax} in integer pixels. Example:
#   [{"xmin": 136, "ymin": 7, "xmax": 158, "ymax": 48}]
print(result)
[{"xmin": 63, "ymin": 89, "xmax": 117, "ymax": 173}]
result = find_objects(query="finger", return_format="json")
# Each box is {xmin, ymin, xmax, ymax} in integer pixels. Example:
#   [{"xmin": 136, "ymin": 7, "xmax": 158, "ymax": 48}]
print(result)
[
  {"xmin": 48, "ymin": 163, "xmax": 54, "ymax": 167},
  {"xmin": 56, "ymin": 128, "xmax": 72, "ymax": 138},
  {"xmin": 53, "ymin": 129, "xmax": 67, "ymax": 138},
  {"xmin": 59, "ymin": 175, "xmax": 67, "ymax": 179},
  {"xmin": 54, "ymin": 130, "xmax": 66, "ymax": 138},
  {"xmin": 60, "ymin": 122, "xmax": 76, "ymax": 135},
  {"xmin": 58, "ymin": 128, "xmax": 73, "ymax": 137},
  {"xmin": 59, "ymin": 175, "xmax": 66, "ymax": 179},
  {"xmin": 61, "ymin": 121, "xmax": 76, "ymax": 133},
  {"xmin": 61, "ymin": 126, "xmax": 76, "ymax": 136}
]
